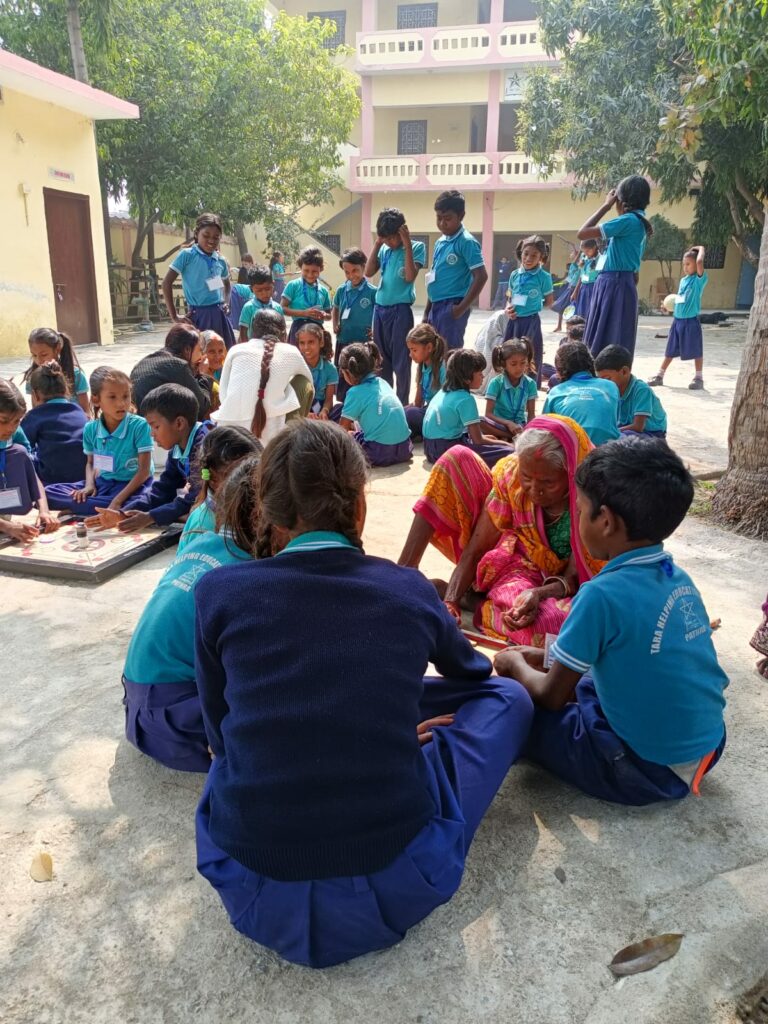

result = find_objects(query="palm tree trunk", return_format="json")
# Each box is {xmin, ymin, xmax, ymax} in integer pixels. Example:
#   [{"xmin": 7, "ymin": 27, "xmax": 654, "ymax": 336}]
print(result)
[
  {"xmin": 66, "ymin": 0, "xmax": 89, "ymax": 83},
  {"xmin": 712, "ymin": 207, "xmax": 768, "ymax": 537}
]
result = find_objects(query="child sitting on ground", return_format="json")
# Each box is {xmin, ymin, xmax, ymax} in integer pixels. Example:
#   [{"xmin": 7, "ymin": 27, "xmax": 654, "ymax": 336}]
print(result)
[
  {"xmin": 482, "ymin": 338, "xmax": 537, "ymax": 441},
  {"xmin": 122, "ymin": 453, "xmax": 263, "ymax": 772},
  {"xmin": 547, "ymin": 316, "xmax": 586, "ymax": 391},
  {"xmin": 0, "ymin": 379, "xmax": 57, "ymax": 542},
  {"xmin": 494, "ymin": 437, "xmax": 728, "ymax": 805},
  {"xmin": 404, "ymin": 323, "xmax": 447, "ymax": 440},
  {"xmin": 193, "ymin": 419, "xmax": 533, "ymax": 967},
  {"xmin": 21, "ymin": 361, "xmax": 88, "ymax": 485},
  {"xmin": 542, "ymin": 342, "xmax": 620, "ymax": 446},
  {"xmin": 23, "ymin": 327, "xmax": 91, "ymax": 416},
  {"xmin": 595, "ymin": 345, "xmax": 667, "ymax": 437},
  {"xmin": 338, "ymin": 342, "xmax": 412, "ymax": 467},
  {"xmin": 45, "ymin": 367, "xmax": 154, "ymax": 517},
  {"xmin": 239, "ymin": 266, "xmax": 284, "ymax": 343},
  {"xmin": 178, "ymin": 426, "xmax": 262, "ymax": 552},
  {"xmin": 296, "ymin": 323, "xmax": 338, "ymax": 419}
]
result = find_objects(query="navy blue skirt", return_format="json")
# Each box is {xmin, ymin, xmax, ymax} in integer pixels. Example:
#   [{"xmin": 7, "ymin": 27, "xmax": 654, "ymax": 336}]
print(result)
[
  {"xmin": 189, "ymin": 304, "xmax": 236, "ymax": 349},
  {"xmin": 424, "ymin": 434, "xmax": 512, "ymax": 468},
  {"xmin": 552, "ymin": 281, "xmax": 573, "ymax": 314},
  {"xmin": 354, "ymin": 431, "xmax": 412, "ymax": 467},
  {"xmin": 583, "ymin": 271, "xmax": 638, "ymax": 357},
  {"xmin": 574, "ymin": 280, "xmax": 595, "ymax": 319},
  {"xmin": 504, "ymin": 312, "xmax": 544, "ymax": 385},
  {"xmin": 123, "ymin": 676, "xmax": 211, "ymax": 773},
  {"xmin": 665, "ymin": 317, "xmax": 703, "ymax": 360}
]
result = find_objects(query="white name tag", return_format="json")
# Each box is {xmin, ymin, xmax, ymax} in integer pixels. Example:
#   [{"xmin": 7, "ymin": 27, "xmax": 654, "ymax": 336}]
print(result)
[
  {"xmin": 596, "ymin": 253, "xmax": 607, "ymax": 271},
  {"xmin": 425, "ymin": 271, "xmax": 436, "ymax": 286},
  {"xmin": 206, "ymin": 275, "xmax": 224, "ymax": 292},
  {"xmin": 341, "ymin": 308, "xmax": 351, "ymax": 320},
  {"xmin": 0, "ymin": 487, "xmax": 22, "ymax": 510},
  {"xmin": 674, "ymin": 295, "xmax": 686, "ymax": 304},
  {"xmin": 93, "ymin": 452, "xmax": 114, "ymax": 473},
  {"xmin": 512, "ymin": 293, "xmax": 527, "ymax": 306},
  {"xmin": 582, "ymin": 273, "xmax": 590, "ymax": 283}
]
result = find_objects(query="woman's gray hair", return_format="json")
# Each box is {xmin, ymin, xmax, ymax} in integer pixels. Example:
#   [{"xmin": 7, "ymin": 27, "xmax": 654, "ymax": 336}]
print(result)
[{"xmin": 515, "ymin": 427, "xmax": 567, "ymax": 470}]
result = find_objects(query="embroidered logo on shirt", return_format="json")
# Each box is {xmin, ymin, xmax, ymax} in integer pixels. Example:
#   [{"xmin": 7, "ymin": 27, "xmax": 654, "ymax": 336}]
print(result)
[
  {"xmin": 397, "ymin": 267, "xmax": 406, "ymax": 279},
  {"xmin": 360, "ymin": 298, "xmax": 371, "ymax": 308},
  {"xmin": 125, "ymin": 457, "xmax": 138, "ymax": 471},
  {"xmin": 446, "ymin": 253, "xmax": 459, "ymax": 266}
]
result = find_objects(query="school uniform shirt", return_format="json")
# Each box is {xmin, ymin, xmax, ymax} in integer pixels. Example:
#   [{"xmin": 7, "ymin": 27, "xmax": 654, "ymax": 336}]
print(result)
[
  {"xmin": 674, "ymin": 272, "xmax": 708, "ymax": 319},
  {"xmin": 551, "ymin": 545, "xmax": 728, "ymax": 765},
  {"xmin": 239, "ymin": 296, "xmax": 285, "ymax": 336},
  {"xmin": 507, "ymin": 267, "xmax": 554, "ymax": 315},
  {"xmin": 420, "ymin": 362, "xmax": 447, "ymax": 405},
  {"xmin": 21, "ymin": 398, "xmax": 88, "ymax": 484},
  {"xmin": 124, "ymin": 530, "xmax": 251, "ymax": 685},
  {"xmin": 376, "ymin": 242, "xmax": 426, "ymax": 307},
  {"xmin": 147, "ymin": 421, "xmax": 211, "ymax": 526},
  {"xmin": 12, "ymin": 427, "xmax": 31, "ymax": 451},
  {"xmin": 25, "ymin": 366, "xmax": 89, "ymax": 399},
  {"xmin": 0, "ymin": 442, "xmax": 40, "ymax": 515},
  {"xmin": 310, "ymin": 359, "xmax": 339, "ymax": 400},
  {"xmin": 178, "ymin": 497, "xmax": 217, "ymax": 552},
  {"xmin": 170, "ymin": 245, "xmax": 230, "ymax": 307},
  {"xmin": 333, "ymin": 280, "xmax": 377, "ymax": 342},
  {"xmin": 486, "ymin": 373, "xmax": 537, "ymax": 425},
  {"xmin": 83, "ymin": 412, "xmax": 155, "ymax": 482},
  {"xmin": 427, "ymin": 227, "xmax": 485, "ymax": 303},
  {"xmin": 543, "ymin": 372, "xmax": 620, "ymax": 446},
  {"xmin": 423, "ymin": 388, "xmax": 480, "ymax": 440},
  {"xmin": 579, "ymin": 256, "xmax": 600, "ymax": 284},
  {"xmin": 619, "ymin": 376, "xmax": 668, "ymax": 433},
  {"xmin": 282, "ymin": 278, "xmax": 332, "ymax": 321},
  {"xmin": 566, "ymin": 262, "xmax": 581, "ymax": 286},
  {"xmin": 341, "ymin": 374, "xmax": 410, "ymax": 444},
  {"xmin": 599, "ymin": 211, "xmax": 648, "ymax": 272}
]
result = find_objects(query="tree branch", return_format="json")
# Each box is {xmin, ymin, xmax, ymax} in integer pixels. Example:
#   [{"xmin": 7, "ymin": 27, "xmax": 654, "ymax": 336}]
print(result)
[{"xmin": 733, "ymin": 169, "xmax": 766, "ymax": 227}]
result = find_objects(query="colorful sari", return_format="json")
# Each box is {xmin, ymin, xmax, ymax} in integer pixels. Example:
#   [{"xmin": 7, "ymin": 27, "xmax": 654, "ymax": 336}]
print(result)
[
  {"xmin": 751, "ymin": 595, "xmax": 768, "ymax": 658},
  {"xmin": 413, "ymin": 414, "xmax": 603, "ymax": 646}
]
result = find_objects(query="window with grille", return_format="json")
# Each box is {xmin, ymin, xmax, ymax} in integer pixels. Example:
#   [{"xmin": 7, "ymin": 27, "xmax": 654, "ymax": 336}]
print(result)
[
  {"xmin": 703, "ymin": 246, "xmax": 726, "ymax": 270},
  {"xmin": 397, "ymin": 4, "xmax": 438, "ymax": 29},
  {"xmin": 308, "ymin": 10, "xmax": 346, "ymax": 48},
  {"xmin": 410, "ymin": 233, "xmax": 430, "ymax": 263},
  {"xmin": 398, "ymin": 119, "xmax": 428, "ymax": 155},
  {"xmin": 315, "ymin": 233, "xmax": 341, "ymax": 256}
]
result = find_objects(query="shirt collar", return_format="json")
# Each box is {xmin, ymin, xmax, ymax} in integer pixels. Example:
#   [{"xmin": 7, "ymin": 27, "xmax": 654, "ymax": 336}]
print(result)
[
  {"xmin": 0, "ymin": 439, "xmax": 11, "ymax": 450},
  {"xmin": 503, "ymin": 376, "xmax": 525, "ymax": 391},
  {"xmin": 360, "ymin": 373, "xmax": 377, "ymax": 384},
  {"xmin": 45, "ymin": 397, "xmax": 72, "ymax": 405},
  {"xmin": 600, "ymin": 543, "xmax": 670, "ymax": 575},
  {"xmin": 172, "ymin": 421, "xmax": 202, "ymax": 461},
  {"xmin": 571, "ymin": 372, "xmax": 593, "ymax": 381},
  {"xmin": 277, "ymin": 530, "xmax": 357, "ymax": 555},
  {"xmin": 96, "ymin": 413, "xmax": 130, "ymax": 440}
]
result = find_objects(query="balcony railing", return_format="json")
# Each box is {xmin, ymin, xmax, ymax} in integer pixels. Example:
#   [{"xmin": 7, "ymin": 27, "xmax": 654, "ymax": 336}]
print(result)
[
  {"xmin": 356, "ymin": 21, "xmax": 552, "ymax": 72},
  {"xmin": 349, "ymin": 152, "xmax": 568, "ymax": 191}
]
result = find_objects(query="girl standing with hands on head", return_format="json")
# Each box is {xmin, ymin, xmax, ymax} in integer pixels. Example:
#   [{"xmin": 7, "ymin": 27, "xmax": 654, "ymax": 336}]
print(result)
[
  {"xmin": 504, "ymin": 235, "xmax": 554, "ymax": 386},
  {"xmin": 163, "ymin": 213, "xmax": 235, "ymax": 349},
  {"xmin": 24, "ymin": 327, "xmax": 91, "ymax": 416},
  {"xmin": 578, "ymin": 175, "xmax": 653, "ymax": 358},
  {"xmin": 482, "ymin": 338, "xmax": 537, "ymax": 442},
  {"xmin": 296, "ymin": 323, "xmax": 338, "ymax": 419}
]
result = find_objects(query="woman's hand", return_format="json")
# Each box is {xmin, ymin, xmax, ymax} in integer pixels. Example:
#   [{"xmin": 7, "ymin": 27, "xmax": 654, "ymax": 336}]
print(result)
[
  {"xmin": 417, "ymin": 715, "xmax": 455, "ymax": 746},
  {"xmin": 503, "ymin": 588, "xmax": 540, "ymax": 631},
  {"xmin": 444, "ymin": 599, "xmax": 462, "ymax": 625}
]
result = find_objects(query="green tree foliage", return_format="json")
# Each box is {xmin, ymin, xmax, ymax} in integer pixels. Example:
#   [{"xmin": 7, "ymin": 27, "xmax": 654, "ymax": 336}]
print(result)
[{"xmin": 643, "ymin": 214, "xmax": 688, "ymax": 290}]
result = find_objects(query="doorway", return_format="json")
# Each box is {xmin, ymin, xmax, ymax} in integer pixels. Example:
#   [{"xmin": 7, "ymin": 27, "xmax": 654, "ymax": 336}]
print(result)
[{"xmin": 43, "ymin": 188, "xmax": 101, "ymax": 345}]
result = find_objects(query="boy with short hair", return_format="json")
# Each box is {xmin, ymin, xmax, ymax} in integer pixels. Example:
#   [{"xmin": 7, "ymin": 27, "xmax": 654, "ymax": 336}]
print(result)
[
  {"xmin": 424, "ymin": 190, "xmax": 488, "ymax": 351},
  {"xmin": 495, "ymin": 437, "xmax": 728, "ymax": 805},
  {"xmin": 333, "ymin": 247, "xmax": 377, "ymax": 402},
  {"xmin": 86, "ymin": 384, "xmax": 211, "ymax": 534},
  {"xmin": 239, "ymin": 266, "xmax": 284, "ymax": 343},
  {"xmin": 595, "ymin": 345, "xmax": 667, "ymax": 437},
  {"xmin": 365, "ymin": 209, "xmax": 426, "ymax": 404}
]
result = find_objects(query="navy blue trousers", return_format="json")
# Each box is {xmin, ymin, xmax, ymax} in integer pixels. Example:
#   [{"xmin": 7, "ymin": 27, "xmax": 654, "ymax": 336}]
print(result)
[
  {"xmin": 122, "ymin": 676, "xmax": 210, "ymax": 773},
  {"xmin": 427, "ymin": 298, "xmax": 471, "ymax": 351},
  {"xmin": 196, "ymin": 674, "xmax": 533, "ymax": 968},
  {"xmin": 374, "ymin": 303, "xmax": 414, "ymax": 404},
  {"xmin": 45, "ymin": 475, "xmax": 154, "ymax": 517},
  {"xmin": 405, "ymin": 404, "xmax": 426, "ymax": 438}
]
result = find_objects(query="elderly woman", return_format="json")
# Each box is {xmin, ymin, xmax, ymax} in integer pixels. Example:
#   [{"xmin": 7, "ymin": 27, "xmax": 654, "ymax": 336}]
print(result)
[
  {"xmin": 213, "ymin": 308, "xmax": 313, "ymax": 444},
  {"xmin": 399, "ymin": 414, "xmax": 603, "ymax": 645}
]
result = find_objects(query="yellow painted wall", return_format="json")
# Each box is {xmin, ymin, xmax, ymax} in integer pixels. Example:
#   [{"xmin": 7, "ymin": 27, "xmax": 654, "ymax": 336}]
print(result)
[
  {"xmin": 372, "ymin": 71, "xmax": 490, "ymax": 107},
  {"xmin": 376, "ymin": 0, "xmax": 479, "ymax": 30},
  {"xmin": 276, "ymin": 1, "xmax": 360, "ymax": 69},
  {"xmin": 372, "ymin": 105, "xmax": 474, "ymax": 155},
  {"xmin": 0, "ymin": 87, "xmax": 114, "ymax": 357}
]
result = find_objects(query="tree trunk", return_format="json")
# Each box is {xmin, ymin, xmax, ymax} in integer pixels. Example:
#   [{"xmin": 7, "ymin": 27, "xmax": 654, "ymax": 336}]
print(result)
[
  {"xmin": 712, "ymin": 208, "xmax": 768, "ymax": 537},
  {"xmin": 234, "ymin": 220, "xmax": 248, "ymax": 258},
  {"xmin": 66, "ymin": 0, "xmax": 89, "ymax": 83}
]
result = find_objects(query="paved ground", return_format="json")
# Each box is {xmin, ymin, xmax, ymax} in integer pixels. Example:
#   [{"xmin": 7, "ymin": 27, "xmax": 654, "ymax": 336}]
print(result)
[{"xmin": 2, "ymin": 310, "xmax": 767, "ymax": 1024}]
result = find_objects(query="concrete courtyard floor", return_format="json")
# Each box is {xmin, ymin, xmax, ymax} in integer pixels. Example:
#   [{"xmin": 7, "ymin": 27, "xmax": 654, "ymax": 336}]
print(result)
[{"xmin": 2, "ymin": 310, "xmax": 767, "ymax": 1023}]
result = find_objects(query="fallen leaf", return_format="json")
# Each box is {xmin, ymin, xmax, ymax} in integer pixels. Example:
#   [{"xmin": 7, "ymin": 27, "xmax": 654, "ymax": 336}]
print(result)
[
  {"xmin": 29, "ymin": 851, "xmax": 53, "ymax": 882},
  {"xmin": 554, "ymin": 867, "xmax": 566, "ymax": 884},
  {"xmin": 609, "ymin": 933, "xmax": 683, "ymax": 976}
]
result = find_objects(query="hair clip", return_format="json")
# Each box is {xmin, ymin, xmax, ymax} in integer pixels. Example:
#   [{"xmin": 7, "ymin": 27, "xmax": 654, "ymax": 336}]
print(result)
[{"xmin": 201, "ymin": 468, "xmax": 211, "ymax": 481}]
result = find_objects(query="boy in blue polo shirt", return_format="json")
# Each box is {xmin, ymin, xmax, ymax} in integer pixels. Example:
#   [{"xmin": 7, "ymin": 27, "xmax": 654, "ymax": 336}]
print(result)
[
  {"xmin": 495, "ymin": 437, "xmax": 728, "ymax": 805},
  {"xmin": 366, "ymin": 212, "xmax": 426, "ymax": 405},
  {"xmin": 543, "ymin": 342, "xmax": 620, "ymax": 446},
  {"xmin": 239, "ymin": 265, "xmax": 284, "ymax": 343},
  {"xmin": 333, "ymin": 247, "xmax": 377, "ymax": 401},
  {"xmin": 281, "ymin": 246, "xmax": 333, "ymax": 344},
  {"xmin": 595, "ymin": 345, "xmax": 667, "ymax": 437},
  {"xmin": 424, "ymin": 190, "xmax": 488, "ymax": 351},
  {"xmin": 649, "ymin": 245, "xmax": 708, "ymax": 390}
]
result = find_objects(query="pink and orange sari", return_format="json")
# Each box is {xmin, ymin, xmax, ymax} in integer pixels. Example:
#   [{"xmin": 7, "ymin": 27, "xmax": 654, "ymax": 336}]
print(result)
[{"xmin": 413, "ymin": 414, "xmax": 603, "ymax": 646}]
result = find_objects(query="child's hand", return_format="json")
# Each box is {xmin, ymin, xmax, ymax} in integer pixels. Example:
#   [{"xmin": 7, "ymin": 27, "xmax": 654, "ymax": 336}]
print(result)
[
  {"xmin": 307, "ymin": 411, "xmax": 319, "ymax": 420},
  {"xmin": 38, "ymin": 512, "xmax": 60, "ymax": 534},
  {"xmin": 450, "ymin": 303, "xmax": 466, "ymax": 320},
  {"xmin": 398, "ymin": 223, "xmax": 411, "ymax": 245},
  {"xmin": 417, "ymin": 715, "xmax": 455, "ymax": 746},
  {"xmin": 444, "ymin": 599, "xmax": 462, "ymax": 624},
  {"xmin": 2, "ymin": 520, "xmax": 40, "ymax": 544},
  {"xmin": 305, "ymin": 306, "xmax": 325, "ymax": 320},
  {"xmin": 318, "ymin": 409, "xmax": 330, "ymax": 421},
  {"xmin": 505, "ymin": 305, "xmax": 517, "ymax": 320},
  {"xmin": 605, "ymin": 188, "xmax": 617, "ymax": 206},
  {"xmin": 504, "ymin": 421, "xmax": 523, "ymax": 436},
  {"xmin": 72, "ymin": 484, "xmax": 96, "ymax": 503},
  {"xmin": 117, "ymin": 511, "xmax": 154, "ymax": 534},
  {"xmin": 85, "ymin": 507, "xmax": 124, "ymax": 531}
]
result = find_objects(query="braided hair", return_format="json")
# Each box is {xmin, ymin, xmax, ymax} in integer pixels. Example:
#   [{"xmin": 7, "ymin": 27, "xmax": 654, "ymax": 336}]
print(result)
[{"xmin": 250, "ymin": 337, "xmax": 277, "ymax": 439}]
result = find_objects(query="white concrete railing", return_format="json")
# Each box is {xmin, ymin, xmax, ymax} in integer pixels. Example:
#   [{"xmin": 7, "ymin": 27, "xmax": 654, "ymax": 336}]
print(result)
[
  {"xmin": 350, "ymin": 152, "xmax": 568, "ymax": 190},
  {"xmin": 425, "ymin": 154, "xmax": 494, "ymax": 187},
  {"xmin": 356, "ymin": 21, "xmax": 549, "ymax": 70}
]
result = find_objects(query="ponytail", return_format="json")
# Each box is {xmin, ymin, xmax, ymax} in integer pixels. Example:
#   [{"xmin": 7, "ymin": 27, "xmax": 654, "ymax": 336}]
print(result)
[
  {"xmin": 250, "ymin": 337, "xmax": 277, "ymax": 439},
  {"xmin": 25, "ymin": 327, "xmax": 80, "ymax": 393},
  {"xmin": 29, "ymin": 360, "xmax": 70, "ymax": 400},
  {"xmin": 213, "ymin": 453, "xmax": 263, "ymax": 557}
]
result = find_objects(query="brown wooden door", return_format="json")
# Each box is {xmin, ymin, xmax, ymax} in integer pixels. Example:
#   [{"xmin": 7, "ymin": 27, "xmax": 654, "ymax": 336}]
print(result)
[{"xmin": 43, "ymin": 188, "xmax": 101, "ymax": 345}]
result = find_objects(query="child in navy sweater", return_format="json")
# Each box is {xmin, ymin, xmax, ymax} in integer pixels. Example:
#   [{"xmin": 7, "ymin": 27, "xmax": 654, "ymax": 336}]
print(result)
[
  {"xmin": 21, "ymin": 361, "xmax": 87, "ymax": 484},
  {"xmin": 0, "ymin": 379, "xmax": 58, "ymax": 543},
  {"xmin": 193, "ymin": 419, "xmax": 533, "ymax": 968}
]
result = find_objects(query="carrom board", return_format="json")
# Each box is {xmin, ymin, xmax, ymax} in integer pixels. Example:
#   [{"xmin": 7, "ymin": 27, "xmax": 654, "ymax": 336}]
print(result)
[
  {"xmin": 0, "ymin": 515, "xmax": 181, "ymax": 583},
  {"xmin": 462, "ymin": 629, "xmax": 510, "ymax": 661}
]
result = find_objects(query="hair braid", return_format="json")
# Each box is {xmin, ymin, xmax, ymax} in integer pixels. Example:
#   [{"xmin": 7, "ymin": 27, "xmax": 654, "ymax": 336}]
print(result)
[{"xmin": 250, "ymin": 337, "xmax": 277, "ymax": 439}]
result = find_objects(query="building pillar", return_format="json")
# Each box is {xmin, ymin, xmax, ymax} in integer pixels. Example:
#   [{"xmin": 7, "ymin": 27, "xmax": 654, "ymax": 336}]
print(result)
[
  {"xmin": 361, "ymin": 75, "xmax": 374, "ymax": 154},
  {"xmin": 480, "ymin": 191, "xmax": 495, "ymax": 310},
  {"xmin": 486, "ymin": 70, "xmax": 501, "ymax": 154},
  {"xmin": 361, "ymin": 0, "xmax": 377, "ymax": 32},
  {"xmin": 490, "ymin": 0, "xmax": 504, "ymax": 22},
  {"xmin": 361, "ymin": 194, "xmax": 373, "ymax": 252}
]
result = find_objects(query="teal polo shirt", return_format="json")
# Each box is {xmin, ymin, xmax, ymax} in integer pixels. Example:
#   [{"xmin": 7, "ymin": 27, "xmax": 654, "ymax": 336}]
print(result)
[
  {"xmin": 178, "ymin": 497, "xmax": 216, "ymax": 552},
  {"xmin": 170, "ymin": 245, "xmax": 229, "ymax": 307},
  {"xmin": 12, "ymin": 426, "xmax": 31, "ymax": 451},
  {"xmin": 26, "ymin": 366, "xmax": 88, "ymax": 397},
  {"xmin": 375, "ymin": 242, "xmax": 426, "ymax": 307},
  {"xmin": 506, "ymin": 267, "xmax": 554, "ymax": 316},
  {"xmin": 282, "ymin": 278, "xmax": 332, "ymax": 319},
  {"xmin": 600, "ymin": 211, "xmax": 648, "ymax": 272},
  {"xmin": 124, "ymin": 530, "xmax": 251, "ymax": 684},
  {"xmin": 580, "ymin": 256, "xmax": 599, "ymax": 283},
  {"xmin": 427, "ymin": 227, "xmax": 484, "ymax": 303},
  {"xmin": 543, "ymin": 372, "xmax": 620, "ymax": 446},
  {"xmin": 341, "ymin": 374, "xmax": 410, "ymax": 444},
  {"xmin": 619, "ymin": 376, "xmax": 667, "ymax": 433},
  {"xmin": 239, "ymin": 297, "xmax": 284, "ymax": 335},
  {"xmin": 423, "ymin": 388, "xmax": 480, "ymax": 440},
  {"xmin": 566, "ymin": 262, "xmax": 581, "ymax": 286},
  {"xmin": 674, "ymin": 272, "xmax": 708, "ymax": 319},
  {"xmin": 333, "ymin": 280, "xmax": 377, "ymax": 342},
  {"xmin": 551, "ymin": 545, "xmax": 728, "ymax": 765},
  {"xmin": 486, "ymin": 373, "xmax": 537, "ymax": 425},
  {"xmin": 421, "ymin": 362, "xmax": 447, "ymax": 405},
  {"xmin": 311, "ymin": 359, "xmax": 339, "ymax": 399},
  {"xmin": 83, "ymin": 412, "xmax": 154, "ymax": 482}
]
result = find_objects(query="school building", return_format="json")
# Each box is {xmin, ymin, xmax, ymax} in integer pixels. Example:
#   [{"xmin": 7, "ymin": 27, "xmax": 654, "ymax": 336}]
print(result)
[
  {"xmin": 276, "ymin": 0, "xmax": 754, "ymax": 311},
  {"xmin": 0, "ymin": 49, "xmax": 139, "ymax": 358}
]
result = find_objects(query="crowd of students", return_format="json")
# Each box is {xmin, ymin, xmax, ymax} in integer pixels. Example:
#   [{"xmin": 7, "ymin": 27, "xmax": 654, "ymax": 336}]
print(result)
[{"xmin": 0, "ymin": 180, "xmax": 744, "ymax": 970}]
